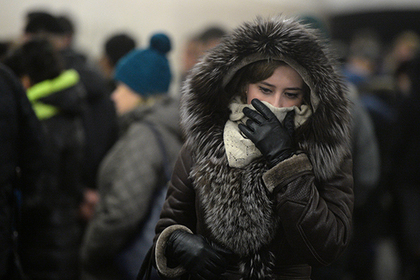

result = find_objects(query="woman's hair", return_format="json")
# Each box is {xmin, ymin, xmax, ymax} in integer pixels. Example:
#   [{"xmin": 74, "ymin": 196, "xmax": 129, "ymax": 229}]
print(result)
[{"xmin": 225, "ymin": 59, "xmax": 310, "ymax": 104}]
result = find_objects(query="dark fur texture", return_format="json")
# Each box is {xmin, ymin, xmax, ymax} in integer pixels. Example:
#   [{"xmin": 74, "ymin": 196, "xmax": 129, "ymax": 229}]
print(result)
[{"xmin": 179, "ymin": 15, "xmax": 351, "ymax": 279}]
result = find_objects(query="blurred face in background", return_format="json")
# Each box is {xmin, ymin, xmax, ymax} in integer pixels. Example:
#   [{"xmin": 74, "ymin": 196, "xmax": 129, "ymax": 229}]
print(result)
[
  {"xmin": 181, "ymin": 38, "xmax": 201, "ymax": 74},
  {"xmin": 111, "ymin": 83, "xmax": 142, "ymax": 115}
]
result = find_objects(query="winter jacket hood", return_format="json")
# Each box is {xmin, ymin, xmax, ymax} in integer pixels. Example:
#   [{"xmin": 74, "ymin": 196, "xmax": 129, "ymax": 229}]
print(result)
[{"xmin": 181, "ymin": 15, "xmax": 351, "ymax": 180}]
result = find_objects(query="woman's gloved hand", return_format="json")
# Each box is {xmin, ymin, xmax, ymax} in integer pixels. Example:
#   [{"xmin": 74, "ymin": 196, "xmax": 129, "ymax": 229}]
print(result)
[
  {"xmin": 239, "ymin": 98, "xmax": 295, "ymax": 168},
  {"xmin": 165, "ymin": 230, "xmax": 232, "ymax": 280}
]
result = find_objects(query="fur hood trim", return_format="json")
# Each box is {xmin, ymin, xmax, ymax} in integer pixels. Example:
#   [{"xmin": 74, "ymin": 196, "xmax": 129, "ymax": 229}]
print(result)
[{"xmin": 180, "ymin": 15, "xmax": 351, "ymax": 180}]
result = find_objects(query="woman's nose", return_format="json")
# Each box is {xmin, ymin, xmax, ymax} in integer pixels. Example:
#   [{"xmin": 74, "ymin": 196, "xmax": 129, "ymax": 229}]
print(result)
[{"xmin": 271, "ymin": 93, "xmax": 283, "ymax": 108}]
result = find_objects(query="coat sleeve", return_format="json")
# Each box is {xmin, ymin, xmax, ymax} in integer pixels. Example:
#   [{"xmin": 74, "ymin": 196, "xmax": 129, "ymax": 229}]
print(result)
[
  {"xmin": 263, "ymin": 153, "xmax": 354, "ymax": 266},
  {"xmin": 81, "ymin": 123, "xmax": 163, "ymax": 264},
  {"xmin": 153, "ymin": 144, "xmax": 197, "ymax": 278},
  {"xmin": 0, "ymin": 64, "xmax": 48, "ymax": 198}
]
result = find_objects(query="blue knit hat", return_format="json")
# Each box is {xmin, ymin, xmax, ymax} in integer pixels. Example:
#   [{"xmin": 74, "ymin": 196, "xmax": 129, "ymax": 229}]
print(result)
[{"xmin": 114, "ymin": 33, "xmax": 172, "ymax": 96}]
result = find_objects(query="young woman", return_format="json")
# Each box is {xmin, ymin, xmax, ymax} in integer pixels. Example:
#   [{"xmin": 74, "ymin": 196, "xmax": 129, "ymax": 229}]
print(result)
[{"xmin": 151, "ymin": 16, "xmax": 354, "ymax": 280}]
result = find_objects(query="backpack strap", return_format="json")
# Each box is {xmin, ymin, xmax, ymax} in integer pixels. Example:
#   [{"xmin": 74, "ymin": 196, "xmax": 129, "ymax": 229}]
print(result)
[
  {"xmin": 144, "ymin": 121, "xmax": 171, "ymax": 182},
  {"xmin": 136, "ymin": 121, "xmax": 171, "ymax": 280}
]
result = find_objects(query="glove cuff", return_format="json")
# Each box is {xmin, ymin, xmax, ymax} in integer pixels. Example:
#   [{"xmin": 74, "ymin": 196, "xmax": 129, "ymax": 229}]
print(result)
[{"xmin": 155, "ymin": 225, "xmax": 193, "ymax": 278}]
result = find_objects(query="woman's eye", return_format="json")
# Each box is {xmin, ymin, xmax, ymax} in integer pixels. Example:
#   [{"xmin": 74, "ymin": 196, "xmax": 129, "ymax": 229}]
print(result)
[
  {"xmin": 285, "ymin": 92, "xmax": 299, "ymax": 99},
  {"xmin": 259, "ymin": 86, "xmax": 272, "ymax": 94}
]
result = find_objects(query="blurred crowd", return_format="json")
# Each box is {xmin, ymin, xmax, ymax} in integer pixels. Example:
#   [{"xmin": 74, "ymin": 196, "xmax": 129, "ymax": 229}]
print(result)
[{"xmin": 1, "ymin": 9, "xmax": 420, "ymax": 280}]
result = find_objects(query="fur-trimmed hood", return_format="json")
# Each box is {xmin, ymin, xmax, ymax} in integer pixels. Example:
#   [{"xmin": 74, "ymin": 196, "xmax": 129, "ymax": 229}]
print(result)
[{"xmin": 180, "ymin": 15, "xmax": 351, "ymax": 180}]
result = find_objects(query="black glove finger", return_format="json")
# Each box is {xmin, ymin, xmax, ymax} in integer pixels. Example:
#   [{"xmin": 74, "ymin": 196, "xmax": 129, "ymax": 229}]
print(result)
[
  {"xmin": 243, "ymin": 107, "xmax": 265, "ymax": 124},
  {"xmin": 245, "ymin": 118, "xmax": 261, "ymax": 132},
  {"xmin": 251, "ymin": 98, "xmax": 276, "ymax": 120},
  {"xmin": 238, "ymin": 123, "xmax": 255, "ymax": 140},
  {"xmin": 283, "ymin": 110, "xmax": 295, "ymax": 136}
]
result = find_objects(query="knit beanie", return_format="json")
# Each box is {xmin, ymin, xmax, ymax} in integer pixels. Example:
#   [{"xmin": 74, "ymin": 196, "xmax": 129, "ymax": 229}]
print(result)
[{"xmin": 114, "ymin": 33, "xmax": 172, "ymax": 97}]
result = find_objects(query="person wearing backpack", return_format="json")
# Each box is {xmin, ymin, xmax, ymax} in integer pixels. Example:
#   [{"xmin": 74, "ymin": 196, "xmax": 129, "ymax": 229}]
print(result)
[{"xmin": 81, "ymin": 33, "xmax": 183, "ymax": 280}]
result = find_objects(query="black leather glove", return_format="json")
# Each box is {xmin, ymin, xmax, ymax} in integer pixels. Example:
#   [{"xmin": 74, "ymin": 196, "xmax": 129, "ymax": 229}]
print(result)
[
  {"xmin": 165, "ymin": 230, "xmax": 232, "ymax": 280},
  {"xmin": 238, "ymin": 98, "xmax": 295, "ymax": 168}
]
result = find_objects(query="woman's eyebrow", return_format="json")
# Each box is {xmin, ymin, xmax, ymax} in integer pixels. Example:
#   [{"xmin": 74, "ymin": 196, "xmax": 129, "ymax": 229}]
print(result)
[
  {"xmin": 260, "ymin": 81, "xmax": 275, "ymax": 88},
  {"xmin": 260, "ymin": 82, "xmax": 303, "ymax": 91},
  {"xmin": 284, "ymin": 87, "xmax": 304, "ymax": 91}
]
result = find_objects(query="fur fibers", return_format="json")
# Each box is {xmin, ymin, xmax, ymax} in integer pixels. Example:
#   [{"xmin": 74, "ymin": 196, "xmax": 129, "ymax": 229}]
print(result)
[{"xmin": 179, "ymin": 15, "xmax": 351, "ymax": 279}]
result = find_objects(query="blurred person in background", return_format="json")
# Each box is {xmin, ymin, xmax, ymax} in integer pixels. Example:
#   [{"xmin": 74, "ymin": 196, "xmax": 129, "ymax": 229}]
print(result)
[
  {"xmin": 342, "ymin": 29, "xmax": 382, "ymax": 89},
  {"xmin": 197, "ymin": 26, "xmax": 227, "ymax": 54},
  {"xmin": 381, "ymin": 31, "xmax": 420, "ymax": 77},
  {"xmin": 56, "ymin": 14, "xmax": 88, "ymax": 67},
  {"xmin": 22, "ymin": 11, "xmax": 118, "ymax": 219},
  {"xmin": 0, "ymin": 62, "xmax": 48, "ymax": 280},
  {"xmin": 179, "ymin": 34, "xmax": 200, "ymax": 84},
  {"xmin": 360, "ymin": 31, "xmax": 420, "ymax": 140},
  {"xmin": 343, "ymin": 28, "xmax": 420, "ymax": 280},
  {"xmin": 4, "ymin": 38, "xmax": 88, "ymax": 280},
  {"xmin": 339, "ymin": 84, "xmax": 380, "ymax": 280},
  {"xmin": 81, "ymin": 33, "xmax": 183, "ymax": 280},
  {"xmin": 98, "ymin": 33, "xmax": 137, "ymax": 92},
  {"xmin": 388, "ymin": 52, "xmax": 420, "ymax": 280},
  {"xmin": 0, "ymin": 41, "xmax": 13, "ymax": 61},
  {"xmin": 179, "ymin": 25, "xmax": 227, "ymax": 84}
]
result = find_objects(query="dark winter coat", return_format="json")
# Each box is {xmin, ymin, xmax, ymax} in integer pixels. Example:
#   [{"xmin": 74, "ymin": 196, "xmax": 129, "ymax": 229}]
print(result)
[
  {"xmin": 0, "ymin": 63, "xmax": 47, "ymax": 279},
  {"xmin": 387, "ymin": 55, "xmax": 420, "ymax": 277},
  {"xmin": 390, "ymin": 59, "xmax": 420, "ymax": 187},
  {"xmin": 153, "ymin": 16, "xmax": 354, "ymax": 280},
  {"xmin": 60, "ymin": 48, "xmax": 118, "ymax": 190},
  {"xmin": 19, "ymin": 70, "xmax": 88, "ymax": 280}
]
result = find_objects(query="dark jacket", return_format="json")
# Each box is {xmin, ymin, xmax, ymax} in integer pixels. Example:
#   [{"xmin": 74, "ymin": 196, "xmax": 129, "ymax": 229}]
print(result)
[
  {"xmin": 384, "ymin": 55, "xmax": 420, "ymax": 279},
  {"xmin": 19, "ymin": 69, "xmax": 88, "ymax": 280},
  {"xmin": 390, "ymin": 71, "xmax": 420, "ymax": 187},
  {"xmin": 0, "ymin": 63, "xmax": 47, "ymax": 280},
  {"xmin": 153, "ymin": 16, "xmax": 354, "ymax": 280},
  {"xmin": 60, "ymin": 48, "xmax": 118, "ymax": 190}
]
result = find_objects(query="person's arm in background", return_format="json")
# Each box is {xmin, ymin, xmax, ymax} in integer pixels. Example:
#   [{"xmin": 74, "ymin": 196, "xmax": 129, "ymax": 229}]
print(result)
[{"xmin": 0, "ymin": 63, "xmax": 48, "ymax": 207}]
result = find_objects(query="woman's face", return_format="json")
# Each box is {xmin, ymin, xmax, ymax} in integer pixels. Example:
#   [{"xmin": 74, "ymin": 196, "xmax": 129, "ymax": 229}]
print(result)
[
  {"xmin": 246, "ymin": 64, "xmax": 305, "ymax": 108},
  {"xmin": 111, "ymin": 83, "xmax": 142, "ymax": 115}
]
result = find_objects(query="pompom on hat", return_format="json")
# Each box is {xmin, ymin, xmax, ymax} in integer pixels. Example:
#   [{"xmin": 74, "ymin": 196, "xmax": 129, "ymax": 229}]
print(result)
[{"xmin": 114, "ymin": 33, "xmax": 172, "ymax": 97}]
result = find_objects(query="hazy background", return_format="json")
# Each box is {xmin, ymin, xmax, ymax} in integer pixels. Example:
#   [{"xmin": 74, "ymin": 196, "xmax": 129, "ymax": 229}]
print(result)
[{"xmin": 1, "ymin": 0, "xmax": 420, "ymax": 90}]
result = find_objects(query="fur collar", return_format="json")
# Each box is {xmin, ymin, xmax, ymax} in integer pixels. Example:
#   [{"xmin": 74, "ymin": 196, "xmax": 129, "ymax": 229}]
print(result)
[{"xmin": 180, "ymin": 15, "xmax": 351, "ymax": 181}]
